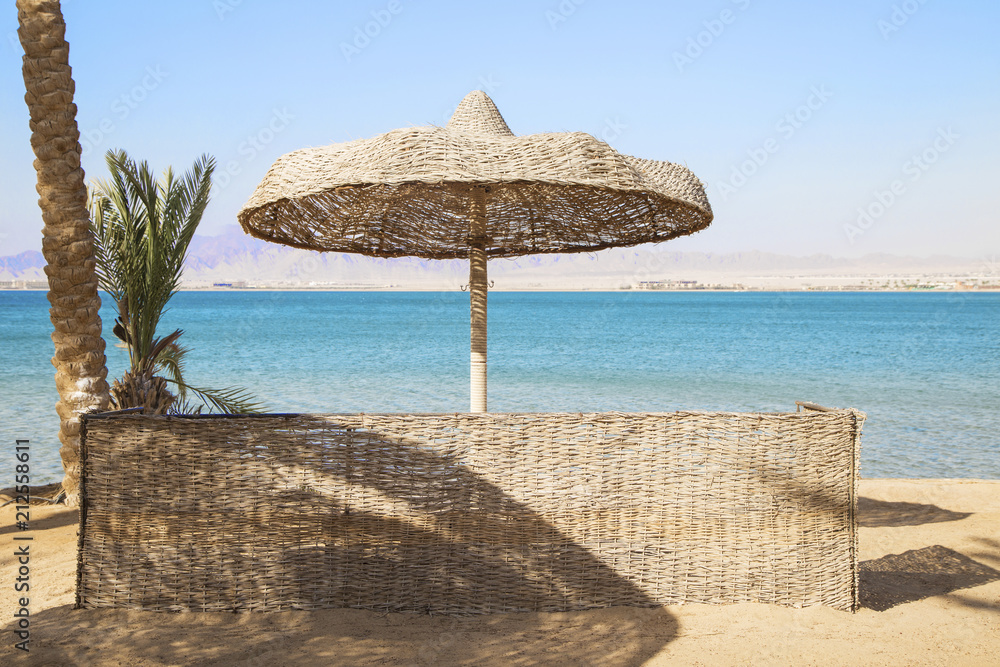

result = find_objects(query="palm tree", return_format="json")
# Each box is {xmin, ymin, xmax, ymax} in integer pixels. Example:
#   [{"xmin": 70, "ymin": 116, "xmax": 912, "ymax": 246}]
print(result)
[
  {"xmin": 17, "ymin": 0, "xmax": 111, "ymax": 506},
  {"xmin": 89, "ymin": 149, "xmax": 264, "ymax": 415}
]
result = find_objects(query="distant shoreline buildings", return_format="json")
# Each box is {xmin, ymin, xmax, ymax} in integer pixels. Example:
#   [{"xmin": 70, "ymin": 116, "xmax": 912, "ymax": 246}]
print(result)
[
  {"xmin": 3, "ymin": 278, "xmax": 999, "ymax": 292},
  {"xmin": 628, "ymin": 278, "xmax": 999, "ymax": 292}
]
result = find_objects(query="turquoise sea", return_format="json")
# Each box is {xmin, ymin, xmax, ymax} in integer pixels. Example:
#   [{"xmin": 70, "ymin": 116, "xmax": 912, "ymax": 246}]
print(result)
[{"xmin": 2, "ymin": 290, "xmax": 998, "ymax": 484}]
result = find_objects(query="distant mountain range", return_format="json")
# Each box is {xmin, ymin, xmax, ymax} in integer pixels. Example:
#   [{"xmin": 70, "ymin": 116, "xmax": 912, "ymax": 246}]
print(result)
[
  {"xmin": 2, "ymin": 226, "xmax": 991, "ymax": 288},
  {"xmin": 0, "ymin": 250, "xmax": 48, "ymax": 281}
]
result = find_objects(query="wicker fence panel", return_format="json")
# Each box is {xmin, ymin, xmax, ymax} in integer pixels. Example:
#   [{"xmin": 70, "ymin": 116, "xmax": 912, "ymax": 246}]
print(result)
[{"xmin": 77, "ymin": 410, "xmax": 862, "ymax": 613}]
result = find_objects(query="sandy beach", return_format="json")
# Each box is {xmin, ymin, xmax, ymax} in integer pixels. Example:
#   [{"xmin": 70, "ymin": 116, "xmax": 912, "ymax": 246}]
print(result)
[{"xmin": 3, "ymin": 478, "xmax": 998, "ymax": 666}]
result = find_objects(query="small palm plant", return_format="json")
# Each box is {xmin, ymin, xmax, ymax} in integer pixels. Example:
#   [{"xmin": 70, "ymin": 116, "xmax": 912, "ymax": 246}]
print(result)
[{"xmin": 89, "ymin": 149, "xmax": 264, "ymax": 414}]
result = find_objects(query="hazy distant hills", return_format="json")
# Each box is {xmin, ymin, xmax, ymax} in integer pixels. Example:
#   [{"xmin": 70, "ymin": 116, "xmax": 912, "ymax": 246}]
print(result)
[
  {"xmin": 0, "ymin": 251, "xmax": 46, "ymax": 281},
  {"xmin": 2, "ymin": 226, "xmax": 989, "ymax": 288}
]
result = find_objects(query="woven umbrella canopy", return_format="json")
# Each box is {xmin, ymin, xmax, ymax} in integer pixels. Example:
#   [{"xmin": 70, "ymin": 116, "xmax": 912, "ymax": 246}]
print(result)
[{"xmin": 239, "ymin": 91, "xmax": 713, "ymax": 412}]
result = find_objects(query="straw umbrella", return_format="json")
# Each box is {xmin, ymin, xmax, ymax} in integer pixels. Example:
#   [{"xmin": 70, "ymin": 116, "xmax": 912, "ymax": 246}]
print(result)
[{"xmin": 239, "ymin": 91, "xmax": 713, "ymax": 412}]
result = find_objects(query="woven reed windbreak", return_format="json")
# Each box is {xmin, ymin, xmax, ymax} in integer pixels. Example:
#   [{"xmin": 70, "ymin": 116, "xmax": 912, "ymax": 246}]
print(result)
[{"xmin": 77, "ymin": 410, "xmax": 863, "ymax": 613}]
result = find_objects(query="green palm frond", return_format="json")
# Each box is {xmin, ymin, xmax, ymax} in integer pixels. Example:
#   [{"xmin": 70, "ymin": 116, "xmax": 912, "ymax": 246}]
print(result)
[
  {"xmin": 154, "ymin": 335, "xmax": 191, "ymax": 401},
  {"xmin": 164, "ymin": 380, "xmax": 268, "ymax": 415},
  {"xmin": 88, "ymin": 149, "xmax": 264, "ymax": 415},
  {"xmin": 90, "ymin": 150, "xmax": 215, "ymax": 365}
]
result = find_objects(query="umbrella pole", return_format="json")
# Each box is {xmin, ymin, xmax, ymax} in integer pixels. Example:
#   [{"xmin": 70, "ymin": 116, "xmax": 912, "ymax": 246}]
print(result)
[{"xmin": 469, "ymin": 186, "xmax": 488, "ymax": 413}]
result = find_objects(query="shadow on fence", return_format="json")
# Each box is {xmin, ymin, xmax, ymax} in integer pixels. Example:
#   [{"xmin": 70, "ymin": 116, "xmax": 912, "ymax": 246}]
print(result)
[
  {"xmin": 78, "ymin": 414, "xmax": 681, "ymax": 613},
  {"xmin": 77, "ymin": 410, "xmax": 862, "ymax": 616}
]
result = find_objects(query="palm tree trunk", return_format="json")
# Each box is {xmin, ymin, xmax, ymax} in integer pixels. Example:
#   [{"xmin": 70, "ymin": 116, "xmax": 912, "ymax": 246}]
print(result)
[{"xmin": 17, "ymin": 0, "xmax": 110, "ymax": 506}]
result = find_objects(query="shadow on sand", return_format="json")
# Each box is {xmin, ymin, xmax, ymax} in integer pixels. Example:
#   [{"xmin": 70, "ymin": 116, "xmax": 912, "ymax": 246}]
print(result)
[
  {"xmin": 857, "ymin": 497, "xmax": 971, "ymax": 528},
  {"xmin": 15, "ymin": 603, "xmax": 677, "ymax": 666},
  {"xmin": 859, "ymin": 545, "xmax": 1000, "ymax": 611},
  {"xmin": 0, "ymin": 506, "xmax": 79, "ymax": 537}
]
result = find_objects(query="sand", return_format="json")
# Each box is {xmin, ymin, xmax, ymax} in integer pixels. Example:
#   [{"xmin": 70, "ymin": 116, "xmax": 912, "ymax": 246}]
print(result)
[{"xmin": 2, "ymin": 478, "xmax": 998, "ymax": 666}]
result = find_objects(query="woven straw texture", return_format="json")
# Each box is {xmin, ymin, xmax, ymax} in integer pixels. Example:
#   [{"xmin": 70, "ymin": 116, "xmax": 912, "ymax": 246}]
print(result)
[
  {"xmin": 238, "ymin": 91, "xmax": 713, "ymax": 259},
  {"xmin": 77, "ymin": 410, "xmax": 862, "ymax": 613}
]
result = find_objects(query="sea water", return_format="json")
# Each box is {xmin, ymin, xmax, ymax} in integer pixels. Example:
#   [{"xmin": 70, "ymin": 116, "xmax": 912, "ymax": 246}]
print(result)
[{"xmin": 2, "ymin": 290, "xmax": 998, "ymax": 483}]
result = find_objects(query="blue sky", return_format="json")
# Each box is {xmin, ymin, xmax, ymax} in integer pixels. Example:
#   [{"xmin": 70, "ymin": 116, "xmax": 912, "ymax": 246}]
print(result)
[{"xmin": 2, "ymin": 0, "xmax": 998, "ymax": 259}]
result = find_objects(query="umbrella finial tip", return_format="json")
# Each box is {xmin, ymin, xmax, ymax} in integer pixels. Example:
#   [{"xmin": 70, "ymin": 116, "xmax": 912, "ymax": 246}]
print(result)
[{"xmin": 448, "ymin": 91, "xmax": 514, "ymax": 137}]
